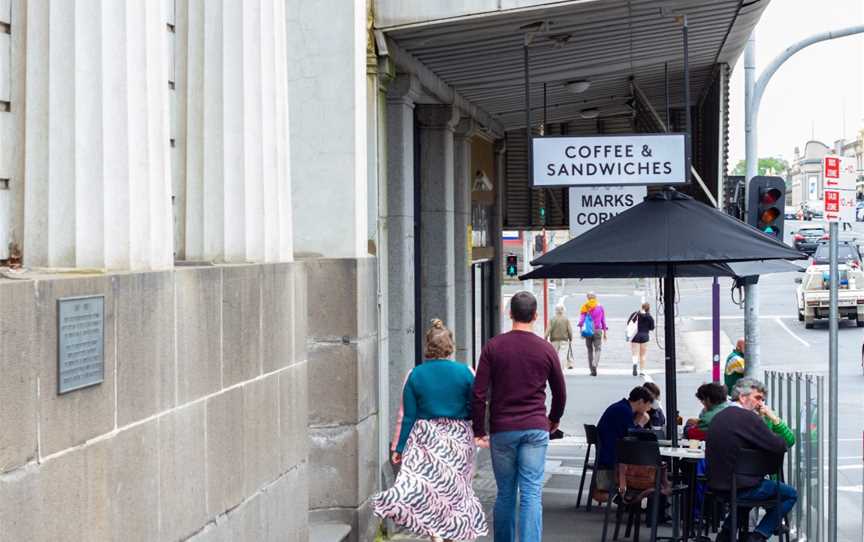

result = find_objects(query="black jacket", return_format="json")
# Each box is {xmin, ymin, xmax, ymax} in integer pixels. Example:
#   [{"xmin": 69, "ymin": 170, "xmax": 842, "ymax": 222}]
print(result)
[{"xmin": 705, "ymin": 406, "xmax": 786, "ymax": 491}]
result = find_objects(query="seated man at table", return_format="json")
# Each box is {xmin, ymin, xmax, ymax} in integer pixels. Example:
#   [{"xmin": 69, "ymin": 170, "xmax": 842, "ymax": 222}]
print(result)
[
  {"xmin": 594, "ymin": 386, "xmax": 655, "ymax": 491},
  {"xmin": 637, "ymin": 382, "xmax": 666, "ymax": 430},
  {"xmin": 683, "ymin": 382, "xmax": 730, "ymax": 440},
  {"xmin": 706, "ymin": 378, "xmax": 797, "ymax": 542}
]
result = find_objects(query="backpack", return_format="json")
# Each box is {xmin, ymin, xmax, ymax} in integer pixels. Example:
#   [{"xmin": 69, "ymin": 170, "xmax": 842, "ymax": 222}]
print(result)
[
  {"xmin": 581, "ymin": 312, "xmax": 595, "ymax": 337},
  {"xmin": 625, "ymin": 312, "xmax": 638, "ymax": 341}
]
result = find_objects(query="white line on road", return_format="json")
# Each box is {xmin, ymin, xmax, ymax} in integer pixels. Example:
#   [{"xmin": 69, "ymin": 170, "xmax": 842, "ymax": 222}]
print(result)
[
  {"xmin": 691, "ymin": 315, "xmax": 795, "ymax": 321},
  {"xmin": 774, "ymin": 317, "xmax": 811, "ymax": 348}
]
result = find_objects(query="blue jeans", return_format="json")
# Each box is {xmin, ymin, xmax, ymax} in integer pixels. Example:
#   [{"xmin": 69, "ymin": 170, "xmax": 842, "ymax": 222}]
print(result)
[
  {"xmin": 489, "ymin": 430, "xmax": 549, "ymax": 542},
  {"xmin": 724, "ymin": 479, "xmax": 798, "ymax": 539}
]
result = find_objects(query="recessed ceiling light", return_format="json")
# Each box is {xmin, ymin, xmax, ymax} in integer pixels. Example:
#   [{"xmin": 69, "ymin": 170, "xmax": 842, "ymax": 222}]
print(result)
[
  {"xmin": 565, "ymin": 80, "xmax": 591, "ymax": 94},
  {"xmin": 580, "ymin": 108, "xmax": 599, "ymax": 119}
]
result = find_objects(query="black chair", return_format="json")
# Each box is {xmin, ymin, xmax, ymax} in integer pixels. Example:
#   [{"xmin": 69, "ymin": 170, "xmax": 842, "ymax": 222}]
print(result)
[
  {"xmin": 578, "ymin": 424, "xmax": 599, "ymax": 510},
  {"xmin": 601, "ymin": 439, "xmax": 663, "ymax": 542},
  {"xmin": 712, "ymin": 448, "xmax": 790, "ymax": 542}
]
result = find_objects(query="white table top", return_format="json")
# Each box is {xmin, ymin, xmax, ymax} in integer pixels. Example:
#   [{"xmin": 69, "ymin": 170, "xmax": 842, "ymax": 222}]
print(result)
[{"xmin": 658, "ymin": 445, "xmax": 705, "ymax": 460}]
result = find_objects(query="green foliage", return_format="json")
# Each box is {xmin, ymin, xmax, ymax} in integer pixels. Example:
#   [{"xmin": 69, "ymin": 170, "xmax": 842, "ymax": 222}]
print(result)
[{"xmin": 730, "ymin": 157, "xmax": 790, "ymax": 177}]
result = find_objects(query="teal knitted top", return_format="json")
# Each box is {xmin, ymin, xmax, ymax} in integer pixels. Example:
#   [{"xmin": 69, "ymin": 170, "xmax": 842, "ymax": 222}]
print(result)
[{"xmin": 396, "ymin": 359, "xmax": 475, "ymax": 453}]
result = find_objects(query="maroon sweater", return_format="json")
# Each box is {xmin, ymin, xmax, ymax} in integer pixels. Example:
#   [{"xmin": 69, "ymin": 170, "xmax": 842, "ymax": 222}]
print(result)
[{"xmin": 472, "ymin": 330, "xmax": 567, "ymax": 437}]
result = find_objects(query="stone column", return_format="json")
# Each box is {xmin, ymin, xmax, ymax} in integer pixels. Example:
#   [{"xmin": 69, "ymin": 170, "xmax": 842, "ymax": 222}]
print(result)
[
  {"xmin": 23, "ymin": 0, "xmax": 173, "ymax": 270},
  {"xmin": 492, "ymin": 139, "xmax": 507, "ymax": 336},
  {"xmin": 183, "ymin": 0, "xmax": 293, "ymax": 263},
  {"xmin": 416, "ymin": 104, "xmax": 459, "ymax": 334},
  {"xmin": 286, "ymin": 0, "xmax": 367, "ymax": 259},
  {"xmin": 385, "ymin": 75, "xmax": 421, "ymax": 427},
  {"xmin": 453, "ymin": 118, "xmax": 476, "ymax": 363}
]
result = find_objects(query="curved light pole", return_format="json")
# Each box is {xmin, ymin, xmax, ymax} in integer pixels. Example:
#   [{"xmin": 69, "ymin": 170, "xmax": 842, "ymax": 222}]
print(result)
[{"xmin": 743, "ymin": 25, "xmax": 864, "ymax": 542}]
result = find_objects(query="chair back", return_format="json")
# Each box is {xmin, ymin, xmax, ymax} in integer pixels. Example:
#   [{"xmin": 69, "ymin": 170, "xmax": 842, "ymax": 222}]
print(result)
[
  {"xmin": 734, "ymin": 448, "xmax": 784, "ymax": 478},
  {"xmin": 585, "ymin": 424, "xmax": 598, "ymax": 445},
  {"xmin": 616, "ymin": 438, "xmax": 662, "ymax": 492},
  {"xmin": 616, "ymin": 437, "xmax": 660, "ymax": 467}
]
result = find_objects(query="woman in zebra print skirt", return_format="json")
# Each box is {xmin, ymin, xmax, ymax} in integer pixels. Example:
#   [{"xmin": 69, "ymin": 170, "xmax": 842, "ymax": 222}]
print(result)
[{"xmin": 372, "ymin": 319, "xmax": 488, "ymax": 542}]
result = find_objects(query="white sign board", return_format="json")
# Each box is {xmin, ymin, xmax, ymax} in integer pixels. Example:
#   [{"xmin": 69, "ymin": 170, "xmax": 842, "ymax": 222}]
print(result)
[
  {"xmin": 823, "ymin": 155, "xmax": 856, "ymax": 223},
  {"xmin": 532, "ymin": 134, "xmax": 687, "ymax": 187},
  {"xmin": 569, "ymin": 185, "xmax": 647, "ymax": 237}
]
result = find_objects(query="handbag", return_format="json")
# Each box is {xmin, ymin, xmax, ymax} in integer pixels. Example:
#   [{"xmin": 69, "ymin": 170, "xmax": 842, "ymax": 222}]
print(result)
[
  {"xmin": 625, "ymin": 312, "xmax": 638, "ymax": 341},
  {"xmin": 581, "ymin": 313, "xmax": 595, "ymax": 337}
]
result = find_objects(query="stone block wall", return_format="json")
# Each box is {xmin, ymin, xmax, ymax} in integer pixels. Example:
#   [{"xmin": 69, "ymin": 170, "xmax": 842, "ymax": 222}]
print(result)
[
  {"xmin": 0, "ymin": 263, "xmax": 309, "ymax": 541},
  {"xmin": 304, "ymin": 257, "xmax": 381, "ymax": 542}
]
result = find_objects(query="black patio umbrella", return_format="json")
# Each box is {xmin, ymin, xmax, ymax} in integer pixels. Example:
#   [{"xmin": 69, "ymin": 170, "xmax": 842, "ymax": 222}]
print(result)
[{"xmin": 524, "ymin": 189, "xmax": 807, "ymax": 444}]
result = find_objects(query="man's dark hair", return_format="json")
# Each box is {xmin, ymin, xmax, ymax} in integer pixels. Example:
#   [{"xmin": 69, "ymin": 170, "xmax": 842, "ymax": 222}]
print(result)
[
  {"xmin": 695, "ymin": 382, "xmax": 727, "ymax": 407},
  {"xmin": 510, "ymin": 291, "xmax": 537, "ymax": 323},
  {"xmin": 628, "ymin": 386, "xmax": 654, "ymax": 404},
  {"xmin": 642, "ymin": 382, "xmax": 661, "ymax": 399}
]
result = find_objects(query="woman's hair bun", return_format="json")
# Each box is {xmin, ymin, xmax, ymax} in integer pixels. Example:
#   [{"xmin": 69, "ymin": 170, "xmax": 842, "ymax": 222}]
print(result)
[{"xmin": 430, "ymin": 318, "xmax": 444, "ymax": 329}]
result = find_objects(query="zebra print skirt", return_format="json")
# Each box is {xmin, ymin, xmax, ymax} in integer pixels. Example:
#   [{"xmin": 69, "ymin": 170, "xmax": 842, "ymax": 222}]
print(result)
[{"xmin": 372, "ymin": 418, "xmax": 488, "ymax": 540}]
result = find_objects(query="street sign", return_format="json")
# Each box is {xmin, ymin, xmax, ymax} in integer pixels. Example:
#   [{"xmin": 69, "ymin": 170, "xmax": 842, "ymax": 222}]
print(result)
[
  {"xmin": 532, "ymin": 134, "xmax": 688, "ymax": 187},
  {"xmin": 568, "ymin": 185, "xmax": 647, "ymax": 237},
  {"xmin": 822, "ymin": 155, "xmax": 856, "ymax": 223}
]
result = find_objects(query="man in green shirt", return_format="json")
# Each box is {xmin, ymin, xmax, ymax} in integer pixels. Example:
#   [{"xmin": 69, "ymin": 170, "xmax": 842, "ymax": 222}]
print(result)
[{"xmin": 724, "ymin": 338, "xmax": 746, "ymax": 394}]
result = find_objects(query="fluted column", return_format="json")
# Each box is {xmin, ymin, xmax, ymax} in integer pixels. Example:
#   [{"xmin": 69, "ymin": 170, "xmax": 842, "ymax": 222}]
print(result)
[
  {"xmin": 183, "ymin": 0, "xmax": 293, "ymax": 263},
  {"xmin": 23, "ymin": 0, "xmax": 173, "ymax": 270}
]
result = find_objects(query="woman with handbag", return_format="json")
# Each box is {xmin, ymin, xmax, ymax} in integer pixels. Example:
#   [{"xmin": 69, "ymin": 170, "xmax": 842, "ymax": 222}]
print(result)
[
  {"xmin": 545, "ymin": 305, "xmax": 574, "ymax": 370},
  {"xmin": 627, "ymin": 303, "xmax": 655, "ymax": 377}
]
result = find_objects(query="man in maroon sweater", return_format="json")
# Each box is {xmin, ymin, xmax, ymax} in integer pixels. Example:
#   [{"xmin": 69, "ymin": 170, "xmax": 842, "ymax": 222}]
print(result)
[{"xmin": 472, "ymin": 291, "xmax": 567, "ymax": 542}]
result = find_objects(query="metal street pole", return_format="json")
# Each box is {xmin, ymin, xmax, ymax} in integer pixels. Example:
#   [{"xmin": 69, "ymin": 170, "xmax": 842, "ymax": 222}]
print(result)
[
  {"xmin": 828, "ymin": 220, "xmax": 839, "ymax": 541},
  {"xmin": 744, "ymin": 34, "xmax": 761, "ymax": 376}
]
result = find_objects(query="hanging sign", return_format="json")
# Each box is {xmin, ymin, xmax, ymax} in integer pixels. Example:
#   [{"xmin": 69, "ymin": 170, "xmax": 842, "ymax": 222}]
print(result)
[
  {"xmin": 569, "ymin": 185, "xmax": 647, "ymax": 237},
  {"xmin": 532, "ymin": 133, "xmax": 688, "ymax": 187},
  {"xmin": 822, "ymin": 155, "xmax": 855, "ymax": 223}
]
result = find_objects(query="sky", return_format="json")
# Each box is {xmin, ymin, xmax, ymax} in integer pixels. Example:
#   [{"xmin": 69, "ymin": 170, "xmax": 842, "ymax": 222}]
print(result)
[{"xmin": 727, "ymin": 0, "xmax": 864, "ymax": 167}]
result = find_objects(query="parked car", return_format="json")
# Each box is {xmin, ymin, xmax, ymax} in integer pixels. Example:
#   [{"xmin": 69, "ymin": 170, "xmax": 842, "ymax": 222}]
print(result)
[
  {"xmin": 792, "ymin": 227, "xmax": 826, "ymax": 255},
  {"xmin": 795, "ymin": 264, "xmax": 864, "ymax": 328},
  {"xmin": 856, "ymin": 201, "xmax": 864, "ymax": 222},
  {"xmin": 811, "ymin": 241, "xmax": 861, "ymax": 268},
  {"xmin": 784, "ymin": 209, "xmax": 798, "ymax": 220}
]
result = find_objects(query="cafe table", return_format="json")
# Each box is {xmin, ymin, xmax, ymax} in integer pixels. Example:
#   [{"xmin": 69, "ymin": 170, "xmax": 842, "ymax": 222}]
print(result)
[{"xmin": 657, "ymin": 441, "xmax": 705, "ymax": 540}]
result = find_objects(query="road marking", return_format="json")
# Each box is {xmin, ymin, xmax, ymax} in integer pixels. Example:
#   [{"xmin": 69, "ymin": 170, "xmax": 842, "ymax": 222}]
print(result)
[
  {"xmin": 774, "ymin": 317, "xmax": 811, "ymax": 348},
  {"xmin": 839, "ymin": 485, "xmax": 863, "ymax": 493},
  {"xmin": 691, "ymin": 315, "xmax": 795, "ymax": 321}
]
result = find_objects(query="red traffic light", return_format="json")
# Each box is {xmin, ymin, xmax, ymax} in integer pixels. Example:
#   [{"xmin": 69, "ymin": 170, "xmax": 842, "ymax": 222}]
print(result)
[{"xmin": 759, "ymin": 188, "xmax": 782, "ymax": 205}]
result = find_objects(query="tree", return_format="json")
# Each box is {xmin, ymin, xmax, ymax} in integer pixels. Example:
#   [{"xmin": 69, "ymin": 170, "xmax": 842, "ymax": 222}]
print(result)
[{"xmin": 730, "ymin": 157, "xmax": 789, "ymax": 177}]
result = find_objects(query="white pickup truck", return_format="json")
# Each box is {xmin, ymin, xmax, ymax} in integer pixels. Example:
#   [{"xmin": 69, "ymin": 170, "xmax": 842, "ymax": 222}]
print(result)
[{"xmin": 795, "ymin": 265, "xmax": 864, "ymax": 328}]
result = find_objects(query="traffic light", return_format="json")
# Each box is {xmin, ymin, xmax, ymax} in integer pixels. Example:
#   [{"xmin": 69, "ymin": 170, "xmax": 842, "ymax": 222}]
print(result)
[
  {"xmin": 746, "ymin": 176, "xmax": 786, "ymax": 240},
  {"xmin": 506, "ymin": 255, "xmax": 518, "ymax": 277}
]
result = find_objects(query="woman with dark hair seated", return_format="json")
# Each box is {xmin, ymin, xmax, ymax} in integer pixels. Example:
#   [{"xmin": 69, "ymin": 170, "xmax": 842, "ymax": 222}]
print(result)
[{"xmin": 683, "ymin": 382, "xmax": 730, "ymax": 441}]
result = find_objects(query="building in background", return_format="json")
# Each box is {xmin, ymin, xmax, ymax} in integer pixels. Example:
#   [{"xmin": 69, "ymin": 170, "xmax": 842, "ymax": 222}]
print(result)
[{"xmin": 0, "ymin": 1, "xmax": 766, "ymax": 540}]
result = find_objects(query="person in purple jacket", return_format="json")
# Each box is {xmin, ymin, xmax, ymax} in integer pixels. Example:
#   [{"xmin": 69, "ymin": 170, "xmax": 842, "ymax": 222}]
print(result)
[{"xmin": 578, "ymin": 292, "xmax": 608, "ymax": 376}]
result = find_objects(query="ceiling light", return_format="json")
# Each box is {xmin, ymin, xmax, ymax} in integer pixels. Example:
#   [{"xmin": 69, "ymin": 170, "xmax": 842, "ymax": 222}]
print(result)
[
  {"xmin": 580, "ymin": 108, "xmax": 599, "ymax": 119},
  {"xmin": 565, "ymin": 80, "xmax": 591, "ymax": 94}
]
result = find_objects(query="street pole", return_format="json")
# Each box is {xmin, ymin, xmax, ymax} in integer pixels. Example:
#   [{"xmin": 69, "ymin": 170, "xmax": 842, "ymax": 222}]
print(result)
[
  {"xmin": 712, "ymin": 277, "xmax": 720, "ymax": 382},
  {"xmin": 744, "ymin": 34, "xmax": 761, "ymax": 377},
  {"xmin": 828, "ymin": 220, "xmax": 839, "ymax": 541}
]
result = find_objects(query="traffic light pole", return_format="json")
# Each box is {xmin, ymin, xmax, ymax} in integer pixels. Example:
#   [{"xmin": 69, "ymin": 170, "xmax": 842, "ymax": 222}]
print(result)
[
  {"xmin": 742, "ymin": 25, "xmax": 864, "ymax": 376},
  {"xmin": 743, "ymin": 35, "xmax": 761, "ymax": 376}
]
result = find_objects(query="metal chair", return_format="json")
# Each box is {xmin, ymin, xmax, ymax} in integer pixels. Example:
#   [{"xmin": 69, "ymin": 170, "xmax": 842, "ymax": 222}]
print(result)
[
  {"xmin": 578, "ymin": 424, "xmax": 598, "ymax": 510},
  {"xmin": 713, "ymin": 448, "xmax": 790, "ymax": 542},
  {"xmin": 601, "ymin": 439, "xmax": 663, "ymax": 542}
]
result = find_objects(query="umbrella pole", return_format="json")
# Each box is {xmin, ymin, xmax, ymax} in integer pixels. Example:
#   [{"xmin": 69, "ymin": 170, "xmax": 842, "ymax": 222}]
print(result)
[{"xmin": 664, "ymin": 265, "xmax": 679, "ymax": 446}]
